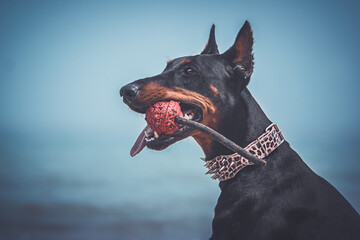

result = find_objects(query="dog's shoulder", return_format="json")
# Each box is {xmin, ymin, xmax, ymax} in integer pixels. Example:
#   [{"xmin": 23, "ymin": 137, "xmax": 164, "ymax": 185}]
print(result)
[{"xmin": 211, "ymin": 143, "xmax": 360, "ymax": 240}]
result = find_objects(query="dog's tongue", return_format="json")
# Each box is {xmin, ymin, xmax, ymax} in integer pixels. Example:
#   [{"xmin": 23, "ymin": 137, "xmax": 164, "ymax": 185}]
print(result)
[{"xmin": 130, "ymin": 125, "xmax": 153, "ymax": 157}]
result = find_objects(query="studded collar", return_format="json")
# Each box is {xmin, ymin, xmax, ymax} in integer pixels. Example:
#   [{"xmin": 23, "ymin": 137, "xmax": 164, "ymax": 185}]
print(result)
[{"xmin": 203, "ymin": 123, "xmax": 284, "ymax": 181}]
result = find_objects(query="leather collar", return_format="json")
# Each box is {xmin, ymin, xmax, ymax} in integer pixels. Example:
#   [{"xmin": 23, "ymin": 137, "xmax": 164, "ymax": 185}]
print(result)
[{"xmin": 203, "ymin": 123, "xmax": 284, "ymax": 181}]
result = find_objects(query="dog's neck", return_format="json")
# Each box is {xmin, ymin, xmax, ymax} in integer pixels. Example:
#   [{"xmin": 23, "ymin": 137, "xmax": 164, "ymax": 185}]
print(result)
[
  {"xmin": 202, "ymin": 88, "xmax": 277, "ymax": 189},
  {"xmin": 206, "ymin": 87, "xmax": 272, "ymax": 160}
]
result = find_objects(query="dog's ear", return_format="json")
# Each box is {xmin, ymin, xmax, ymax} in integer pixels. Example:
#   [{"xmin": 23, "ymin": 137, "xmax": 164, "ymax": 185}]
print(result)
[
  {"xmin": 201, "ymin": 24, "xmax": 219, "ymax": 55},
  {"xmin": 222, "ymin": 21, "xmax": 254, "ymax": 81}
]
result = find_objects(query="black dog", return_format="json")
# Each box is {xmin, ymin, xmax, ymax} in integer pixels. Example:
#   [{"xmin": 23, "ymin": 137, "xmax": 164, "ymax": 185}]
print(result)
[{"xmin": 120, "ymin": 21, "xmax": 360, "ymax": 239}]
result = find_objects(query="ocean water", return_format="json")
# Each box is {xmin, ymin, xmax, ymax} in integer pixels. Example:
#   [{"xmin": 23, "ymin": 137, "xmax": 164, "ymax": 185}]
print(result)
[
  {"xmin": 0, "ymin": 128, "xmax": 359, "ymax": 240},
  {"xmin": 0, "ymin": 130, "xmax": 219, "ymax": 240}
]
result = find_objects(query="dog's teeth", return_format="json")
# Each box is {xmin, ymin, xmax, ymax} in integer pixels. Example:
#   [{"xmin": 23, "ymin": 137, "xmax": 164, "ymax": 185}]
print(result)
[
  {"xmin": 184, "ymin": 112, "xmax": 194, "ymax": 120},
  {"xmin": 154, "ymin": 131, "xmax": 159, "ymax": 139},
  {"xmin": 145, "ymin": 137, "xmax": 155, "ymax": 142}
]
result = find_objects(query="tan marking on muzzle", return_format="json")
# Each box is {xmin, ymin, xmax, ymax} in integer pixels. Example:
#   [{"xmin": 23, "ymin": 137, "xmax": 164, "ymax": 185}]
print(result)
[{"xmin": 137, "ymin": 82, "xmax": 219, "ymax": 155}]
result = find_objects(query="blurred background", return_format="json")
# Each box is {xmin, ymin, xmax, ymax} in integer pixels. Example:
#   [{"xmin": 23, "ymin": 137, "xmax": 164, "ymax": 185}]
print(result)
[{"xmin": 0, "ymin": 0, "xmax": 359, "ymax": 239}]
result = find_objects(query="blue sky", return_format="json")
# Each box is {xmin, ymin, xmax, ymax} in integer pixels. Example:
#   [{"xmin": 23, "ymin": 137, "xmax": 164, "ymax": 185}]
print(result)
[
  {"xmin": 1, "ymin": 0, "xmax": 360, "ymax": 136},
  {"xmin": 0, "ymin": 0, "xmax": 359, "ymax": 239}
]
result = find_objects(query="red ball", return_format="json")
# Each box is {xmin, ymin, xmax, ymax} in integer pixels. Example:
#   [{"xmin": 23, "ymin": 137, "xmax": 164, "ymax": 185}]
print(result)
[{"xmin": 145, "ymin": 101, "xmax": 183, "ymax": 135}]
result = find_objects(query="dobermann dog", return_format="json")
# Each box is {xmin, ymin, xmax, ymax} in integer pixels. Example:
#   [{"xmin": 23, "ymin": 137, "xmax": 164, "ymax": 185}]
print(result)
[{"xmin": 120, "ymin": 21, "xmax": 360, "ymax": 240}]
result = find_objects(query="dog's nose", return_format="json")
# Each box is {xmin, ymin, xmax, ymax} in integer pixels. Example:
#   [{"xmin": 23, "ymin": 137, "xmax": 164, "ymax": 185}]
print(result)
[{"xmin": 120, "ymin": 83, "xmax": 140, "ymax": 102}]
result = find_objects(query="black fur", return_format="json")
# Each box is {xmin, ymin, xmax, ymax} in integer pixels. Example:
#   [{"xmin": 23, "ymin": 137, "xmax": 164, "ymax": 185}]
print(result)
[{"xmin": 120, "ymin": 22, "xmax": 360, "ymax": 239}]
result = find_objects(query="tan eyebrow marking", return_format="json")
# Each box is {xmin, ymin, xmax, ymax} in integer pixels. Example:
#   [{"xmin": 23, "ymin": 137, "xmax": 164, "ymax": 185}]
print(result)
[
  {"xmin": 180, "ymin": 58, "xmax": 190, "ymax": 64},
  {"xmin": 210, "ymin": 84, "xmax": 219, "ymax": 96}
]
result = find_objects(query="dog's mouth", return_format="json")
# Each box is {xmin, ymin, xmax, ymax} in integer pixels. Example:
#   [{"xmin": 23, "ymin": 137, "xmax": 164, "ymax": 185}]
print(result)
[{"xmin": 130, "ymin": 101, "xmax": 203, "ymax": 157}]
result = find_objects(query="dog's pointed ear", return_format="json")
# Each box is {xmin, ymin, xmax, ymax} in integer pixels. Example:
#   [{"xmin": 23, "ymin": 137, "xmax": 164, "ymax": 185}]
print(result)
[
  {"xmin": 222, "ymin": 21, "xmax": 254, "ymax": 79},
  {"xmin": 201, "ymin": 24, "xmax": 219, "ymax": 55}
]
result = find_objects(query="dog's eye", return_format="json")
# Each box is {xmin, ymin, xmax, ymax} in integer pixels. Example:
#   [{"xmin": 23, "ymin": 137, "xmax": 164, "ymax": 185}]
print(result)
[{"xmin": 184, "ymin": 67, "xmax": 195, "ymax": 75}]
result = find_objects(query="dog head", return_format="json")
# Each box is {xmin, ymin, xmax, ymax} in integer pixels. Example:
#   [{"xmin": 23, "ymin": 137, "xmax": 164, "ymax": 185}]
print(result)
[{"xmin": 120, "ymin": 21, "xmax": 254, "ymax": 156}]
